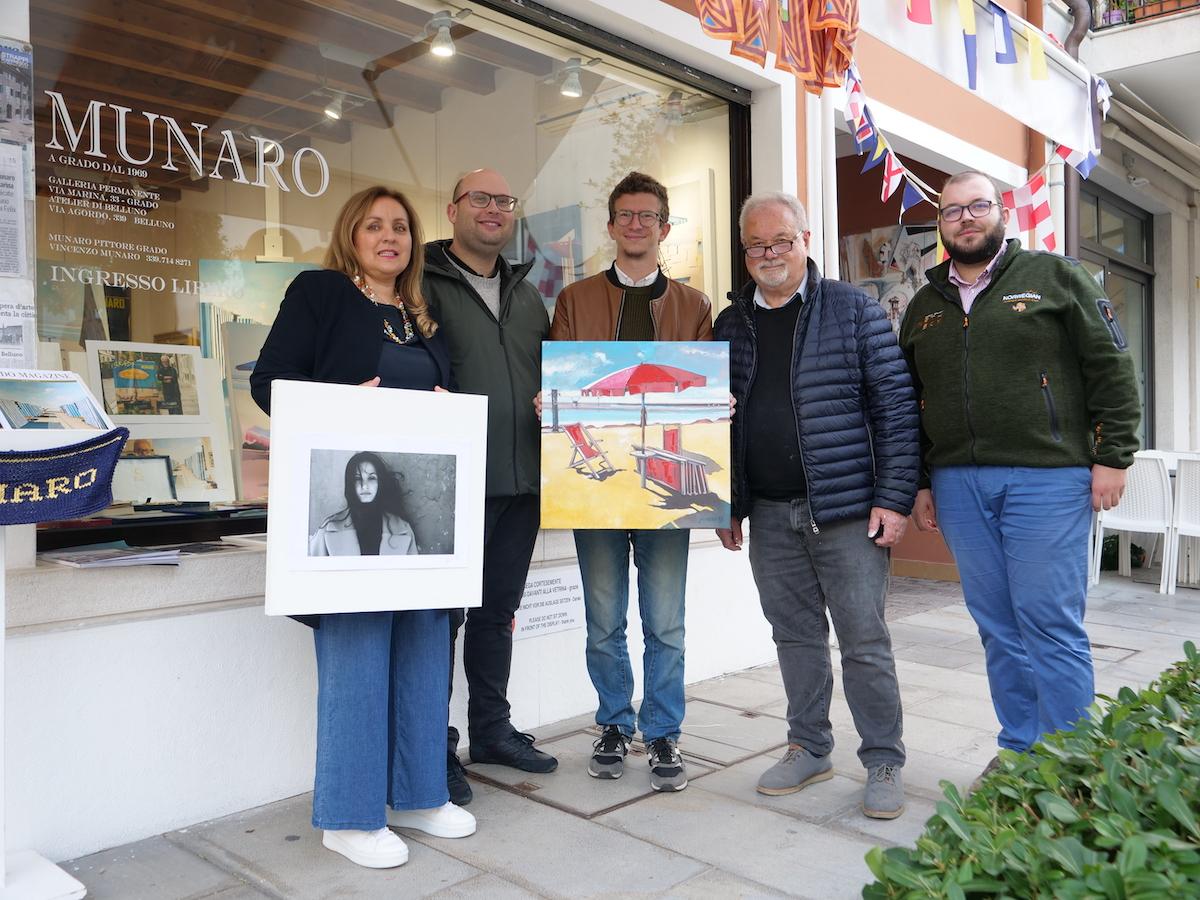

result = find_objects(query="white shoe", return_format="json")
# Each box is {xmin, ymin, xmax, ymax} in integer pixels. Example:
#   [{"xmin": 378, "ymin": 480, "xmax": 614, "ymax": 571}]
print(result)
[
  {"xmin": 387, "ymin": 802, "xmax": 476, "ymax": 838},
  {"xmin": 322, "ymin": 827, "xmax": 408, "ymax": 868}
]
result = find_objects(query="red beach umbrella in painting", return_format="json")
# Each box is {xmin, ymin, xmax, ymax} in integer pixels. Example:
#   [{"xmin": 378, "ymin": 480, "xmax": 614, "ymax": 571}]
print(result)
[{"xmin": 581, "ymin": 363, "xmax": 707, "ymax": 446}]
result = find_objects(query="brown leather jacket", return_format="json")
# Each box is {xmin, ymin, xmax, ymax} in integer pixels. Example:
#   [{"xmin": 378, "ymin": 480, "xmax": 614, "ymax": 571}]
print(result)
[{"xmin": 549, "ymin": 267, "xmax": 714, "ymax": 341}]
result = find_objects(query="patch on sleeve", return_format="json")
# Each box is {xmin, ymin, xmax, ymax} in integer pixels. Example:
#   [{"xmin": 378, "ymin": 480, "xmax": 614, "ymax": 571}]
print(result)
[{"xmin": 1095, "ymin": 299, "xmax": 1129, "ymax": 351}]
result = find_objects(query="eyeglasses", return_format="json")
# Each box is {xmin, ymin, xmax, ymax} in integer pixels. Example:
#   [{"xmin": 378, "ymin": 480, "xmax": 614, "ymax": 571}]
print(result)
[
  {"xmin": 613, "ymin": 209, "xmax": 663, "ymax": 227},
  {"xmin": 453, "ymin": 190, "xmax": 518, "ymax": 213},
  {"xmin": 939, "ymin": 200, "xmax": 997, "ymax": 222},
  {"xmin": 743, "ymin": 238, "xmax": 797, "ymax": 259}
]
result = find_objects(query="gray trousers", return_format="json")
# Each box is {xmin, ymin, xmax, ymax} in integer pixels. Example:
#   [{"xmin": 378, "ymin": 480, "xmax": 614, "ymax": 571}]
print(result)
[{"xmin": 747, "ymin": 498, "xmax": 905, "ymax": 768}]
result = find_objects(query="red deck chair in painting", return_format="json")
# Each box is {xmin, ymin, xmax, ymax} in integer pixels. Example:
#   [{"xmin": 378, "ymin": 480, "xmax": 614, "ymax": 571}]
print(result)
[{"xmin": 564, "ymin": 423, "xmax": 615, "ymax": 479}]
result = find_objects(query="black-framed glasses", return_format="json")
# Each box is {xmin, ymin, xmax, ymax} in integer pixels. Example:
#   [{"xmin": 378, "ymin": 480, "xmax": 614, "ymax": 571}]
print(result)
[
  {"xmin": 613, "ymin": 209, "xmax": 663, "ymax": 227},
  {"xmin": 453, "ymin": 190, "xmax": 518, "ymax": 213},
  {"xmin": 743, "ymin": 238, "xmax": 797, "ymax": 259},
  {"xmin": 939, "ymin": 200, "xmax": 997, "ymax": 222}
]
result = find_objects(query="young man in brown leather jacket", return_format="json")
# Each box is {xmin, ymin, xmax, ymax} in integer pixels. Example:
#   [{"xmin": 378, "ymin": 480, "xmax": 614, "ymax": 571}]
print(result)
[{"xmin": 547, "ymin": 172, "xmax": 712, "ymax": 792}]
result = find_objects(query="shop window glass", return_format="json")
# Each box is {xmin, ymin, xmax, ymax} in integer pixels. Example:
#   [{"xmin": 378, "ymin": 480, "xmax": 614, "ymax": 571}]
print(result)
[
  {"xmin": 1080, "ymin": 193, "xmax": 1098, "ymax": 244},
  {"xmin": 30, "ymin": 0, "xmax": 733, "ymax": 510},
  {"xmin": 1099, "ymin": 200, "xmax": 1145, "ymax": 263}
]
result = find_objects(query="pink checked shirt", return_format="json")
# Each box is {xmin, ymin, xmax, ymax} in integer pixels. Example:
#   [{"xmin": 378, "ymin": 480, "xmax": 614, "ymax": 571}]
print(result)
[{"xmin": 948, "ymin": 245, "xmax": 1007, "ymax": 314}]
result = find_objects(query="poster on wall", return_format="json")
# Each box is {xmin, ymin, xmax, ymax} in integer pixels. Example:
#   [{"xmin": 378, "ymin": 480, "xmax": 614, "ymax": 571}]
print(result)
[
  {"xmin": 0, "ymin": 38, "xmax": 32, "ymax": 145},
  {"xmin": 839, "ymin": 224, "xmax": 939, "ymax": 334},
  {"xmin": 264, "ymin": 380, "xmax": 487, "ymax": 616},
  {"xmin": 0, "ymin": 142, "xmax": 27, "ymax": 278},
  {"xmin": 540, "ymin": 340, "xmax": 732, "ymax": 530},
  {"xmin": 0, "ymin": 277, "xmax": 35, "ymax": 367}
]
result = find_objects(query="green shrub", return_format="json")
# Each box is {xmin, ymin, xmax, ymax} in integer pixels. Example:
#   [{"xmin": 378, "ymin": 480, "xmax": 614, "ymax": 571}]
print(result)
[{"xmin": 863, "ymin": 641, "xmax": 1200, "ymax": 899}]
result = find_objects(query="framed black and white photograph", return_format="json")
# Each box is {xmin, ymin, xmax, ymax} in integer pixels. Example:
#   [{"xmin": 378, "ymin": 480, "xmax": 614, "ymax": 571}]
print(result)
[
  {"xmin": 265, "ymin": 380, "xmax": 487, "ymax": 616},
  {"xmin": 306, "ymin": 449, "xmax": 456, "ymax": 561}
]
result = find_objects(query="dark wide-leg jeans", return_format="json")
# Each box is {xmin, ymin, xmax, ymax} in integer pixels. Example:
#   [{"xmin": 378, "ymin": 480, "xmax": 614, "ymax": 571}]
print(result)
[
  {"xmin": 747, "ymin": 498, "xmax": 905, "ymax": 768},
  {"xmin": 449, "ymin": 493, "xmax": 541, "ymax": 747}
]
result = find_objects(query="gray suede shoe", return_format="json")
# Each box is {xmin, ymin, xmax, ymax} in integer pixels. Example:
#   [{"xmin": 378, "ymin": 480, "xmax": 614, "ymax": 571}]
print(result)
[
  {"xmin": 756, "ymin": 746, "xmax": 833, "ymax": 795},
  {"xmin": 863, "ymin": 764, "xmax": 904, "ymax": 819}
]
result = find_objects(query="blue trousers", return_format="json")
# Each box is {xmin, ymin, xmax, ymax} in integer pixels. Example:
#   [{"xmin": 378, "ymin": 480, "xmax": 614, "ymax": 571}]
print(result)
[
  {"xmin": 312, "ymin": 609, "xmax": 450, "ymax": 830},
  {"xmin": 932, "ymin": 466, "xmax": 1095, "ymax": 752},
  {"xmin": 574, "ymin": 529, "xmax": 689, "ymax": 742}
]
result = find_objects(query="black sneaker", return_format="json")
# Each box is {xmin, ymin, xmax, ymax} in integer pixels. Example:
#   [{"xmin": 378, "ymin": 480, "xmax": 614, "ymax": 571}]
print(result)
[
  {"xmin": 470, "ymin": 730, "xmax": 559, "ymax": 773},
  {"xmin": 647, "ymin": 737, "xmax": 687, "ymax": 792},
  {"xmin": 447, "ymin": 750, "xmax": 473, "ymax": 806},
  {"xmin": 588, "ymin": 725, "xmax": 631, "ymax": 779}
]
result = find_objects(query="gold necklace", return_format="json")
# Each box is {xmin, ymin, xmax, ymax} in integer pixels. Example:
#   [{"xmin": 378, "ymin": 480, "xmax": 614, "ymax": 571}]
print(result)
[{"xmin": 354, "ymin": 274, "xmax": 415, "ymax": 344}]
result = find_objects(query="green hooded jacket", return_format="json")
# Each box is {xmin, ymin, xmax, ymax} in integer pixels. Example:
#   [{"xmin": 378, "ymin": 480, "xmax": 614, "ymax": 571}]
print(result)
[
  {"xmin": 899, "ymin": 240, "xmax": 1140, "ymax": 485},
  {"xmin": 423, "ymin": 240, "xmax": 549, "ymax": 497}
]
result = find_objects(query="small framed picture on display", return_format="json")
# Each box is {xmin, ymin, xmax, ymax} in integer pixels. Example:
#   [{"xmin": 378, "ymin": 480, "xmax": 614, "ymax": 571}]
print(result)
[
  {"xmin": 85, "ymin": 341, "xmax": 209, "ymax": 424},
  {"xmin": 111, "ymin": 455, "xmax": 176, "ymax": 504}
]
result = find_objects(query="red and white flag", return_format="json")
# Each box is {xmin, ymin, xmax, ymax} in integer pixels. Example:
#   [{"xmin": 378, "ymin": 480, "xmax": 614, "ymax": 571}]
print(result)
[
  {"xmin": 881, "ymin": 151, "xmax": 905, "ymax": 202},
  {"xmin": 1003, "ymin": 172, "xmax": 1056, "ymax": 253}
]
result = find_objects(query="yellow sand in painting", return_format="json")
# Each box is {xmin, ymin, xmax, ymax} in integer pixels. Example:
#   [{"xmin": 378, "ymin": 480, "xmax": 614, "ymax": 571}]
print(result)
[{"xmin": 540, "ymin": 420, "xmax": 731, "ymax": 530}]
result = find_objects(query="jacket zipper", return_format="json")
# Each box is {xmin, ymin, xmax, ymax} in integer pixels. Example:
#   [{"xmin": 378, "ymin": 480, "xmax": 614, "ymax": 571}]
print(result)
[
  {"xmin": 788, "ymin": 299, "xmax": 818, "ymax": 534},
  {"xmin": 961, "ymin": 314, "xmax": 978, "ymax": 462},
  {"xmin": 1040, "ymin": 371, "xmax": 1062, "ymax": 442}
]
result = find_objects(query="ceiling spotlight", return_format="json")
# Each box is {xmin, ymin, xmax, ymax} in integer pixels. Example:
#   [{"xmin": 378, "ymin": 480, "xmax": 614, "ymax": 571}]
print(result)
[
  {"xmin": 324, "ymin": 93, "xmax": 344, "ymax": 120},
  {"xmin": 664, "ymin": 90, "xmax": 684, "ymax": 126},
  {"xmin": 428, "ymin": 11, "xmax": 458, "ymax": 58},
  {"xmin": 560, "ymin": 58, "xmax": 584, "ymax": 98}
]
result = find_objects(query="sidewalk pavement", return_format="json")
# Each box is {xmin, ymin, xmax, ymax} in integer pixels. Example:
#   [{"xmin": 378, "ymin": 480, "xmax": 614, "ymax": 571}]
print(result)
[{"xmin": 65, "ymin": 574, "xmax": 1199, "ymax": 899}]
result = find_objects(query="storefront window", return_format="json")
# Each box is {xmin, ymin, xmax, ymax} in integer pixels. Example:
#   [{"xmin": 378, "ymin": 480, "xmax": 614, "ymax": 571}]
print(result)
[{"xmin": 30, "ymin": 0, "xmax": 735, "ymax": 515}]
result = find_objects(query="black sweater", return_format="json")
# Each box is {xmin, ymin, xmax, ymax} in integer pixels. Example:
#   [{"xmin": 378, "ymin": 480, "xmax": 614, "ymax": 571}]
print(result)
[{"xmin": 250, "ymin": 269, "xmax": 451, "ymax": 415}]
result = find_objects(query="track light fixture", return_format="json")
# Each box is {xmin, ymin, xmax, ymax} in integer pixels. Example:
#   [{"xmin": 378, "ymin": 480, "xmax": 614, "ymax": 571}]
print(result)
[{"xmin": 425, "ymin": 10, "xmax": 470, "ymax": 59}]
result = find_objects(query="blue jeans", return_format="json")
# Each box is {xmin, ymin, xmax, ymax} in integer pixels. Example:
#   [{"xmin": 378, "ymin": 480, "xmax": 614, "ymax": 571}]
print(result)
[
  {"xmin": 574, "ymin": 529, "xmax": 689, "ymax": 742},
  {"xmin": 747, "ymin": 498, "xmax": 904, "ymax": 767},
  {"xmin": 931, "ymin": 466, "xmax": 1094, "ymax": 752},
  {"xmin": 312, "ymin": 609, "xmax": 450, "ymax": 830}
]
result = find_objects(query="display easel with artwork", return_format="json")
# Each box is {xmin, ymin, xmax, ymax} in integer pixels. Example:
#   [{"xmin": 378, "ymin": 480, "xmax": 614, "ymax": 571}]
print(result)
[{"xmin": 0, "ymin": 369, "xmax": 124, "ymax": 899}]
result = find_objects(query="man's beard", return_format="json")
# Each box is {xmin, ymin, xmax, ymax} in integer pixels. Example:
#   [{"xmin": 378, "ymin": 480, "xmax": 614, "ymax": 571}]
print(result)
[{"xmin": 943, "ymin": 220, "xmax": 1006, "ymax": 265}]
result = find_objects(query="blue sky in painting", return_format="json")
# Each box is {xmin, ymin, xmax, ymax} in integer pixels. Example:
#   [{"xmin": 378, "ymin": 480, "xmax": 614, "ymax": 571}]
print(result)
[{"xmin": 542, "ymin": 341, "xmax": 729, "ymax": 426}]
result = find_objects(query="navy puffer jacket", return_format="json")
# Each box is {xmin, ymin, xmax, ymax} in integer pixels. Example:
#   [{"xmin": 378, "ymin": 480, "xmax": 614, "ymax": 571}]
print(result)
[{"xmin": 715, "ymin": 261, "xmax": 920, "ymax": 526}]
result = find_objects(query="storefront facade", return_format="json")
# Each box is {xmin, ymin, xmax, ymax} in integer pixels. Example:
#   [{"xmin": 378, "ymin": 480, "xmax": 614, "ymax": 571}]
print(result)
[{"xmin": 1, "ymin": 0, "xmax": 1196, "ymax": 864}]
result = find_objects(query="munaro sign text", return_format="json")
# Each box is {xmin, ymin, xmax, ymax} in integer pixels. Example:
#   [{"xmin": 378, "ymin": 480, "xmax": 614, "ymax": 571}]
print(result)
[{"xmin": 43, "ymin": 90, "xmax": 331, "ymax": 198}]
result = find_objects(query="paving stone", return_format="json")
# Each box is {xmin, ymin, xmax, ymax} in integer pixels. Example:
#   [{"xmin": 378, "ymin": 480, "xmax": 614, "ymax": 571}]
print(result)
[
  {"xmin": 886, "ymin": 622, "xmax": 977, "ymax": 649},
  {"xmin": 659, "ymin": 868, "xmax": 789, "ymax": 898},
  {"xmin": 690, "ymin": 748, "xmax": 862, "ymax": 823},
  {"xmin": 427, "ymin": 873, "xmax": 540, "ymax": 898},
  {"xmin": 411, "ymin": 781, "xmax": 707, "ymax": 896},
  {"xmin": 738, "ymin": 663, "xmax": 784, "ymax": 686},
  {"xmin": 825, "ymin": 742, "xmax": 983, "ymax": 802},
  {"xmin": 863, "ymin": 712, "xmax": 995, "ymax": 766},
  {"xmin": 906, "ymin": 694, "xmax": 1001, "ymax": 734},
  {"xmin": 892, "ymin": 644, "xmax": 982, "ymax": 669},
  {"xmin": 165, "ymin": 795, "xmax": 480, "ymax": 899},
  {"xmin": 464, "ymin": 730, "xmax": 716, "ymax": 816},
  {"xmin": 895, "ymin": 609, "xmax": 979, "ymax": 637},
  {"xmin": 831, "ymin": 795, "xmax": 939, "ymax": 849},
  {"xmin": 64, "ymin": 836, "xmax": 246, "ymax": 900},
  {"xmin": 598, "ymin": 786, "xmax": 877, "ymax": 899},
  {"xmin": 890, "ymin": 659, "xmax": 994, "ymax": 697},
  {"xmin": 685, "ymin": 673, "xmax": 789, "ymax": 710},
  {"xmin": 679, "ymin": 699, "xmax": 793, "ymax": 754}
]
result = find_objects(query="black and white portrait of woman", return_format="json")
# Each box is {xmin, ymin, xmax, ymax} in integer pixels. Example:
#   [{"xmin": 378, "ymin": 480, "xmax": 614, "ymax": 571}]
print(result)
[{"xmin": 307, "ymin": 449, "xmax": 456, "ymax": 559}]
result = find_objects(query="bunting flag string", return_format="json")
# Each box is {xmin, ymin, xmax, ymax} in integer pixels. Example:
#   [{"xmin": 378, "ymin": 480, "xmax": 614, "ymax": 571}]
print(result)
[
  {"xmin": 955, "ymin": 0, "xmax": 979, "ymax": 90},
  {"xmin": 693, "ymin": 0, "xmax": 858, "ymax": 93},
  {"xmin": 989, "ymin": 2, "xmax": 1017, "ymax": 65},
  {"xmin": 906, "ymin": 0, "xmax": 933, "ymax": 24}
]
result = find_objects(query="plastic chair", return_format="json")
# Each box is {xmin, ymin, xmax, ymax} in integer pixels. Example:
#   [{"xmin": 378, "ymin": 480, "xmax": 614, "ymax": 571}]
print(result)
[
  {"xmin": 1091, "ymin": 452, "xmax": 1173, "ymax": 593},
  {"xmin": 1168, "ymin": 457, "xmax": 1200, "ymax": 594}
]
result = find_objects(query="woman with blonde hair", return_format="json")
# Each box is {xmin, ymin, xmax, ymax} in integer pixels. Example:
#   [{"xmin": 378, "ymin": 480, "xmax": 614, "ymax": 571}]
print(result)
[{"xmin": 252, "ymin": 185, "xmax": 473, "ymax": 870}]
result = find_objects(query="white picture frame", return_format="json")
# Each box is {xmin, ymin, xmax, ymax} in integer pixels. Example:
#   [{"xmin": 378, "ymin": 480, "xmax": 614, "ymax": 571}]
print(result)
[
  {"xmin": 265, "ymin": 380, "xmax": 487, "ymax": 616},
  {"xmin": 85, "ymin": 340, "xmax": 210, "ymax": 425},
  {"xmin": 115, "ymin": 424, "xmax": 236, "ymax": 504},
  {"xmin": 110, "ymin": 456, "xmax": 176, "ymax": 504}
]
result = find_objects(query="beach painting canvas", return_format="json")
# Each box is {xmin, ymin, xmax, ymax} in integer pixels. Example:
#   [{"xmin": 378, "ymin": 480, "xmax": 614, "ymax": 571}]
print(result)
[{"xmin": 541, "ymin": 341, "xmax": 731, "ymax": 530}]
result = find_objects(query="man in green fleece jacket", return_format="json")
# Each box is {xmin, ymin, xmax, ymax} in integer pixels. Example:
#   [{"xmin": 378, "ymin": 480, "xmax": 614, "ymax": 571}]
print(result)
[{"xmin": 899, "ymin": 171, "xmax": 1140, "ymax": 783}]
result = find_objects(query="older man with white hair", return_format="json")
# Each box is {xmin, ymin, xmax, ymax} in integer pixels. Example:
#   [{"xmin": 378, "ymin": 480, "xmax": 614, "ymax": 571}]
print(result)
[{"xmin": 714, "ymin": 192, "xmax": 919, "ymax": 819}]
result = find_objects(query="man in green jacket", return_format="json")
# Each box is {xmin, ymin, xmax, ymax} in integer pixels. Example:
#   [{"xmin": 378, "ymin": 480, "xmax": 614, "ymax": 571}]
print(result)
[
  {"xmin": 899, "ymin": 170, "xmax": 1140, "ymax": 782},
  {"xmin": 424, "ymin": 168, "xmax": 553, "ymax": 806}
]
